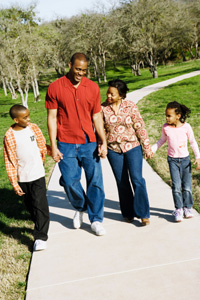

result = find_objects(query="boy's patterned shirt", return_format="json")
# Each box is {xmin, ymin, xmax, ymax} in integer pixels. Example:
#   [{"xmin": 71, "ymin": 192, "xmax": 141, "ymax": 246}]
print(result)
[
  {"xmin": 101, "ymin": 99, "xmax": 151, "ymax": 154},
  {"xmin": 3, "ymin": 123, "xmax": 50, "ymax": 192}
]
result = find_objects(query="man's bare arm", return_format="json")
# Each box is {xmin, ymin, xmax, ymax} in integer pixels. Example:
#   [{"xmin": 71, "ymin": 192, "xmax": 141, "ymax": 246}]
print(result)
[{"xmin": 92, "ymin": 112, "xmax": 107, "ymax": 158}]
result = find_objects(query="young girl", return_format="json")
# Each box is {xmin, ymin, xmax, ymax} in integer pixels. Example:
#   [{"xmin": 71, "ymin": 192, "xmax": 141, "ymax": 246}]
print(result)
[{"xmin": 152, "ymin": 101, "xmax": 200, "ymax": 222}]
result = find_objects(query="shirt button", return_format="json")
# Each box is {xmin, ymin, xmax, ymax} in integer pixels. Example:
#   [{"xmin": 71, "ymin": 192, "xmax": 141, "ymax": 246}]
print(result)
[{"xmin": 77, "ymin": 99, "xmax": 79, "ymax": 101}]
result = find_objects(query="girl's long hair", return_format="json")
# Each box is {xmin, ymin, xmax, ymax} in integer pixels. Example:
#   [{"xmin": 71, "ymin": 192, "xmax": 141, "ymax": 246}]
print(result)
[{"xmin": 166, "ymin": 101, "xmax": 191, "ymax": 123}]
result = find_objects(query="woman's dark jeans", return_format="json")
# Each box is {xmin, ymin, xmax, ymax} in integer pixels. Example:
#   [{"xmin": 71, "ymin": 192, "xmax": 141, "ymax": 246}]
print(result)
[{"xmin": 107, "ymin": 145, "xmax": 150, "ymax": 219}]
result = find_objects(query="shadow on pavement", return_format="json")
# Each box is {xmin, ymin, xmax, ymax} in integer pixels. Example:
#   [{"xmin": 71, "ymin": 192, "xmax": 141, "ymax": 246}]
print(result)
[{"xmin": 150, "ymin": 206, "xmax": 174, "ymax": 223}]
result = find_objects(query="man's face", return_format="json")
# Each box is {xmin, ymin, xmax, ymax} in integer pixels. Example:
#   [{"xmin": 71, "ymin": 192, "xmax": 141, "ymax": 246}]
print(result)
[{"xmin": 69, "ymin": 59, "xmax": 87, "ymax": 84}]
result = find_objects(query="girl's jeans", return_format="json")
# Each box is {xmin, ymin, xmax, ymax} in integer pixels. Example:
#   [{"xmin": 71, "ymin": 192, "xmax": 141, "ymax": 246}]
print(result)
[
  {"xmin": 107, "ymin": 145, "xmax": 150, "ymax": 219},
  {"xmin": 167, "ymin": 155, "xmax": 193, "ymax": 209}
]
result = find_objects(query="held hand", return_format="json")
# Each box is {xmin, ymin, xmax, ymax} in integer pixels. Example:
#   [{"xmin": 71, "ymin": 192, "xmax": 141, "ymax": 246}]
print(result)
[
  {"xmin": 52, "ymin": 147, "xmax": 63, "ymax": 163},
  {"xmin": 16, "ymin": 187, "xmax": 25, "ymax": 196},
  {"xmin": 145, "ymin": 151, "xmax": 154, "ymax": 160},
  {"xmin": 194, "ymin": 158, "xmax": 200, "ymax": 170},
  {"xmin": 98, "ymin": 143, "xmax": 108, "ymax": 159}
]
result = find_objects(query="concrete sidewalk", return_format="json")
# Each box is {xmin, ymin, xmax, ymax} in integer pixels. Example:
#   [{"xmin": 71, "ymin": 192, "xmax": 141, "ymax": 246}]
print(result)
[{"xmin": 26, "ymin": 71, "xmax": 200, "ymax": 300}]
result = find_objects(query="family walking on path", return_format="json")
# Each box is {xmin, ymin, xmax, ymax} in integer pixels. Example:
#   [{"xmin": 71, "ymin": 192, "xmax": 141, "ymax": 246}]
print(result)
[
  {"xmin": 3, "ymin": 52, "xmax": 200, "ymax": 299},
  {"xmin": 45, "ymin": 52, "xmax": 200, "ymax": 233}
]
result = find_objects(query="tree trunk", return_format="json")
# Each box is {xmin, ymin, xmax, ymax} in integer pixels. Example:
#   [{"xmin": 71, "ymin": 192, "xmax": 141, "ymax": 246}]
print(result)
[
  {"xmin": 87, "ymin": 66, "xmax": 91, "ymax": 79},
  {"xmin": 2, "ymin": 77, "xmax": 8, "ymax": 96},
  {"xmin": 55, "ymin": 66, "xmax": 65, "ymax": 77},
  {"xmin": 55, "ymin": 67, "xmax": 62, "ymax": 77},
  {"xmin": 147, "ymin": 52, "xmax": 158, "ymax": 78},
  {"xmin": 102, "ymin": 52, "xmax": 107, "ymax": 82},
  {"xmin": 131, "ymin": 63, "xmax": 141, "ymax": 76},
  {"xmin": 113, "ymin": 60, "xmax": 117, "ymax": 70},
  {"xmin": 24, "ymin": 81, "xmax": 29, "ymax": 108},
  {"xmin": 131, "ymin": 64, "xmax": 135, "ymax": 74},
  {"xmin": 34, "ymin": 77, "xmax": 41, "ymax": 102},
  {"xmin": 17, "ymin": 78, "xmax": 28, "ymax": 108},
  {"xmin": 9, "ymin": 78, "xmax": 18, "ymax": 99},
  {"xmin": 93, "ymin": 57, "xmax": 101, "ymax": 84},
  {"xmin": 140, "ymin": 61, "xmax": 144, "ymax": 69},
  {"xmin": 180, "ymin": 47, "xmax": 186, "ymax": 61},
  {"xmin": 5, "ymin": 77, "xmax": 18, "ymax": 99},
  {"xmin": 189, "ymin": 45, "xmax": 194, "ymax": 59},
  {"xmin": 18, "ymin": 87, "xmax": 27, "ymax": 107},
  {"xmin": 32, "ymin": 66, "xmax": 41, "ymax": 102},
  {"xmin": 195, "ymin": 42, "xmax": 199, "ymax": 59},
  {"xmin": 93, "ymin": 64, "xmax": 97, "ymax": 78},
  {"xmin": 32, "ymin": 78, "xmax": 37, "ymax": 101},
  {"xmin": 31, "ymin": 77, "xmax": 41, "ymax": 102},
  {"xmin": 60, "ymin": 66, "xmax": 66, "ymax": 76}
]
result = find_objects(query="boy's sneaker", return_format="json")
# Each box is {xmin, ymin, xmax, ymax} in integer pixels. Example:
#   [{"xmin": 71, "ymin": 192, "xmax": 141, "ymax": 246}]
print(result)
[
  {"xmin": 124, "ymin": 217, "xmax": 134, "ymax": 223},
  {"xmin": 33, "ymin": 239, "xmax": 47, "ymax": 251},
  {"xmin": 73, "ymin": 211, "xmax": 84, "ymax": 229},
  {"xmin": 184, "ymin": 207, "xmax": 193, "ymax": 219},
  {"xmin": 91, "ymin": 221, "xmax": 106, "ymax": 236},
  {"xmin": 173, "ymin": 208, "xmax": 183, "ymax": 222}
]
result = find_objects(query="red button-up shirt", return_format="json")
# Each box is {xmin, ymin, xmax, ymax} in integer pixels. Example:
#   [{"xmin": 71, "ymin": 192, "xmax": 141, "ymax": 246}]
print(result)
[{"xmin": 45, "ymin": 75, "xmax": 101, "ymax": 144}]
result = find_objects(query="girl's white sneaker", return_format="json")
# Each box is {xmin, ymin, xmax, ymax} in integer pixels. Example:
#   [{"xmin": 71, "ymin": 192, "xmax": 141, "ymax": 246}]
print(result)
[
  {"xmin": 173, "ymin": 208, "xmax": 183, "ymax": 222},
  {"xmin": 184, "ymin": 207, "xmax": 193, "ymax": 219}
]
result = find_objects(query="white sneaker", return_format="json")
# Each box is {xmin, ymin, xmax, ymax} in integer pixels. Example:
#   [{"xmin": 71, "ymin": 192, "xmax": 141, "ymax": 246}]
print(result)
[
  {"xmin": 73, "ymin": 211, "xmax": 84, "ymax": 229},
  {"xmin": 184, "ymin": 207, "xmax": 193, "ymax": 218},
  {"xmin": 33, "ymin": 239, "xmax": 47, "ymax": 251},
  {"xmin": 91, "ymin": 221, "xmax": 106, "ymax": 236},
  {"xmin": 173, "ymin": 208, "xmax": 183, "ymax": 222}
]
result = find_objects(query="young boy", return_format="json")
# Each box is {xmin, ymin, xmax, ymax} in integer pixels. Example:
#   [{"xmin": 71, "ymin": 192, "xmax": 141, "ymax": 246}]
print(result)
[{"xmin": 3, "ymin": 104, "xmax": 50, "ymax": 251}]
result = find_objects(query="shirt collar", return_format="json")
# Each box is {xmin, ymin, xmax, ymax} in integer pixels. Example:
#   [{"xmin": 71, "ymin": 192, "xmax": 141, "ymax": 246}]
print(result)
[{"xmin": 63, "ymin": 74, "xmax": 88, "ymax": 88}]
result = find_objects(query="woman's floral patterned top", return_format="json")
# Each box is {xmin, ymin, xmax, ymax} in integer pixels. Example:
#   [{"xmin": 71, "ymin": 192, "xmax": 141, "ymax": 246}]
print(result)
[{"xmin": 101, "ymin": 99, "xmax": 152, "ymax": 154}]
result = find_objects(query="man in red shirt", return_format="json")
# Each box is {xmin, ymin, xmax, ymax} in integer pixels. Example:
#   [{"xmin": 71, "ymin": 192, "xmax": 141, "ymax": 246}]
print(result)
[{"xmin": 45, "ymin": 53, "xmax": 107, "ymax": 235}]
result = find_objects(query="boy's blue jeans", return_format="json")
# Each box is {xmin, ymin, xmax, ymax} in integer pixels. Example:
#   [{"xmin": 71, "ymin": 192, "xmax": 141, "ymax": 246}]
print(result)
[
  {"xmin": 107, "ymin": 145, "xmax": 150, "ymax": 219},
  {"xmin": 167, "ymin": 156, "xmax": 193, "ymax": 209},
  {"xmin": 58, "ymin": 139, "xmax": 105, "ymax": 223}
]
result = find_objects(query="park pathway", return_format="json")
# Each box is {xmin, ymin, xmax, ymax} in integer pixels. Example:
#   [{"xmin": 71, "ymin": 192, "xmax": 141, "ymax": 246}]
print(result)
[{"xmin": 26, "ymin": 71, "xmax": 200, "ymax": 300}]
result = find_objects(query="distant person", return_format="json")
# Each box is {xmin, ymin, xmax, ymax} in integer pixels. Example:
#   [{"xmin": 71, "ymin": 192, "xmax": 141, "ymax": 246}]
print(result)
[
  {"xmin": 3, "ymin": 104, "xmax": 51, "ymax": 251},
  {"xmin": 101, "ymin": 79, "xmax": 153, "ymax": 226},
  {"xmin": 152, "ymin": 101, "xmax": 200, "ymax": 222},
  {"xmin": 45, "ymin": 52, "xmax": 107, "ymax": 236}
]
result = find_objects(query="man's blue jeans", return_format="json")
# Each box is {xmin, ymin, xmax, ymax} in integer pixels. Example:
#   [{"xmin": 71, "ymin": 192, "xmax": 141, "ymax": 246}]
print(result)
[
  {"xmin": 107, "ymin": 146, "xmax": 150, "ymax": 219},
  {"xmin": 58, "ymin": 138, "xmax": 105, "ymax": 223},
  {"xmin": 167, "ymin": 156, "xmax": 193, "ymax": 209}
]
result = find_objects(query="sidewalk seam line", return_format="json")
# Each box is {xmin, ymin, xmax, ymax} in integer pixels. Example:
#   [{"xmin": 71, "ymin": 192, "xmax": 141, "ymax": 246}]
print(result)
[{"xmin": 27, "ymin": 257, "xmax": 200, "ymax": 292}]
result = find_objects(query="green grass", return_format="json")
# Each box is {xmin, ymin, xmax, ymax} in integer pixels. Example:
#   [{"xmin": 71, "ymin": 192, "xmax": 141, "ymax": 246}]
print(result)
[
  {"xmin": 0, "ymin": 59, "xmax": 200, "ymax": 299},
  {"xmin": 97, "ymin": 59, "xmax": 200, "ymax": 100},
  {"xmin": 0, "ymin": 76, "xmax": 58, "ymax": 299}
]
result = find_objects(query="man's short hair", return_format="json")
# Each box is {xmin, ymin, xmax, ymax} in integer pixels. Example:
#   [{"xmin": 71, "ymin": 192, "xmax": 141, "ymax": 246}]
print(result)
[
  {"xmin": 70, "ymin": 53, "xmax": 89, "ymax": 65},
  {"xmin": 9, "ymin": 104, "xmax": 27, "ymax": 119}
]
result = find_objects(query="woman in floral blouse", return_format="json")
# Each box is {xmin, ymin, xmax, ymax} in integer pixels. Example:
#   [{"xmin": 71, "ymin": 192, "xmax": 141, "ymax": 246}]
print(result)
[{"xmin": 101, "ymin": 79, "xmax": 153, "ymax": 226}]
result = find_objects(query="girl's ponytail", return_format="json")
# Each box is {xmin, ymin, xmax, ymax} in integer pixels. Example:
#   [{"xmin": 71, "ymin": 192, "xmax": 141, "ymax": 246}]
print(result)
[{"xmin": 179, "ymin": 104, "xmax": 191, "ymax": 122}]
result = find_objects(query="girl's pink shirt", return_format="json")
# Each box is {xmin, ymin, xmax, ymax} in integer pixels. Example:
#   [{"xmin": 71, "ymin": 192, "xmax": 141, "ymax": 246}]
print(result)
[{"xmin": 152, "ymin": 122, "xmax": 200, "ymax": 159}]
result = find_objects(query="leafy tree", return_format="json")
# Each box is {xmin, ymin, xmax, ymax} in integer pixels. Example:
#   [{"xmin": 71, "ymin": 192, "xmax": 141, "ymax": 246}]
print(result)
[{"xmin": 0, "ymin": 5, "xmax": 43, "ymax": 105}]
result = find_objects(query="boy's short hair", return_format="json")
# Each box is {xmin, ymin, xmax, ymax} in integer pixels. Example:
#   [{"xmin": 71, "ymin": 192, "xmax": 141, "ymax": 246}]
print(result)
[{"xmin": 9, "ymin": 104, "xmax": 27, "ymax": 119}]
